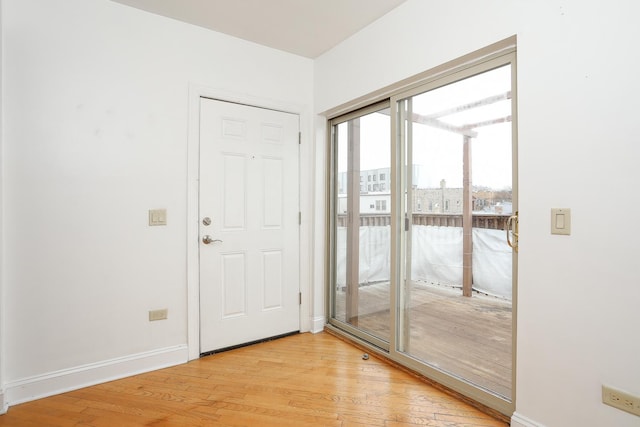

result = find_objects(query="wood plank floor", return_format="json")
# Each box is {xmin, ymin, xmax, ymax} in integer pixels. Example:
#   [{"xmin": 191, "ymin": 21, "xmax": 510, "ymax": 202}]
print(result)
[
  {"xmin": 335, "ymin": 282, "xmax": 512, "ymax": 398},
  {"xmin": 0, "ymin": 333, "xmax": 508, "ymax": 426}
]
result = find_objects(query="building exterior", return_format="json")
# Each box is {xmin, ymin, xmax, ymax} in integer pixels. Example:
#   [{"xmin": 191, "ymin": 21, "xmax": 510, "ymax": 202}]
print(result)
[
  {"xmin": 337, "ymin": 192, "xmax": 391, "ymax": 214},
  {"xmin": 337, "ymin": 167, "xmax": 391, "ymax": 194},
  {"xmin": 412, "ymin": 179, "xmax": 463, "ymax": 214},
  {"xmin": 338, "ymin": 165, "xmax": 427, "ymax": 196}
]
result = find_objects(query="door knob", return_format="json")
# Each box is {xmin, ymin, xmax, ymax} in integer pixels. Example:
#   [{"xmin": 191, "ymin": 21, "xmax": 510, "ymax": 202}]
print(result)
[{"xmin": 202, "ymin": 235, "xmax": 222, "ymax": 245}]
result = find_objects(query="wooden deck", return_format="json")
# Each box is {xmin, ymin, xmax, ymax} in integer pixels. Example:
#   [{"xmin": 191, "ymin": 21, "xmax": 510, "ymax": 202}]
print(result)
[
  {"xmin": 335, "ymin": 282, "xmax": 512, "ymax": 398},
  {"xmin": 0, "ymin": 333, "xmax": 508, "ymax": 426}
]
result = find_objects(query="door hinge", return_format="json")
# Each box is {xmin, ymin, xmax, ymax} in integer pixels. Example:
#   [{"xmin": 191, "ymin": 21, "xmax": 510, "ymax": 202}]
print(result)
[
  {"xmin": 299, "ymin": 292, "xmax": 302, "ymax": 305},
  {"xmin": 298, "ymin": 132, "xmax": 301, "ymax": 145}
]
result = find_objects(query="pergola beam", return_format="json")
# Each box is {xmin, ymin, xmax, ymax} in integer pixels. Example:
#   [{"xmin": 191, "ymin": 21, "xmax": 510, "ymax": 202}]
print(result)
[
  {"xmin": 462, "ymin": 115, "xmax": 512, "ymax": 131},
  {"xmin": 425, "ymin": 91, "xmax": 511, "ymax": 120},
  {"xmin": 346, "ymin": 118, "xmax": 361, "ymax": 326},
  {"xmin": 462, "ymin": 136, "xmax": 473, "ymax": 297},
  {"xmin": 410, "ymin": 113, "xmax": 478, "ymax": 138},
  {"xmin": 389, "ymin": 92, "xmax": 511, "ymax": 300},
  {"xmin": 379, "ymin": 109, "xmax": 477, "ymax": 137}
]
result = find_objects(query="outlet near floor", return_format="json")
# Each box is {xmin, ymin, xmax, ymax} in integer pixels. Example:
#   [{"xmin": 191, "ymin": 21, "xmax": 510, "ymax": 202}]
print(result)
[
  {"xmin": 602, "ymin": 385, "xmax": 640, "ymax": 416},
  {"xmin": 149, "ymin": 308, "xmax": 168, "ymax": 321}
]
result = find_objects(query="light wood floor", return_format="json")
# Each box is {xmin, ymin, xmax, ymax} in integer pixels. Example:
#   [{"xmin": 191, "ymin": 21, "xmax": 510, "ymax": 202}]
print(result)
[
  {"xmin": 0, "ymin": 332, "xmax": 507, "ymax": 426},
  {"xmin": 335, "ymin": 283, "xmax": 512, "ymax": 398}
]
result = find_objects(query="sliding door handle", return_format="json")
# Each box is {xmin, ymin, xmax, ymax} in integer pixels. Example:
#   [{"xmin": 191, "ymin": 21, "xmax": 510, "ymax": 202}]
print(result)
[{"xmin": 506, "ymin": 211, "xmax": 519, "ymax": 252}]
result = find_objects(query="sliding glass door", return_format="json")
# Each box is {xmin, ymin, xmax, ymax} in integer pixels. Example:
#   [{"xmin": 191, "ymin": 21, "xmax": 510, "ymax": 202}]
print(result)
[
  {"xmin": 328, "ymin": 50, "xmax": 517, "ymax": 414},
  {"xmin": 397, "ymin": 62, "xmax": 515, "ymax": 401},
  {"xmin": 330, "ymin": 102, "xmax": 391, "ymax": 348}
]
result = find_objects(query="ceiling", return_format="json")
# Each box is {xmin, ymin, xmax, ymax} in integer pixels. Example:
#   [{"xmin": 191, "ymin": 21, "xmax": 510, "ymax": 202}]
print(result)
[{"xmin": 111, "ymin": 0, "xmax": 407, "ymax": 58}]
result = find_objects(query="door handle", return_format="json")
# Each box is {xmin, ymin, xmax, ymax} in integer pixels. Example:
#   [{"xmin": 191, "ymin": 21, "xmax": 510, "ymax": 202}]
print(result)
[
  {"xmin": 202, "ymin": 235, "xmax": 223, "ymax": 245},
  {"xmin": 506, "ymin": 211, "xmax": 519, "ymax": 252}
]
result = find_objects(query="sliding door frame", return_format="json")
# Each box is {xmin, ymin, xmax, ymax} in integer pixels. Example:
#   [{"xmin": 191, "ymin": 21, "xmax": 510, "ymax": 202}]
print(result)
[
  {"xmin": 327, "ymin": 100, "xmax": 391, "ymax": 351},
  {"xmin": 390, "ymin": 51, "xmax": 518, "ymax": 415},
  {"xmin": 325, "ymin": 37, "xmax": 517, "ymax": 417}
]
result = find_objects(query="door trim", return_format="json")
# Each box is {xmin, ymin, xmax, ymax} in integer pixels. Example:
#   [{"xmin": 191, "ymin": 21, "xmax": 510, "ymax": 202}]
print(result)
[{"xmin": 187, "ymin": 83, "xmax": 310, "ymax": 361}]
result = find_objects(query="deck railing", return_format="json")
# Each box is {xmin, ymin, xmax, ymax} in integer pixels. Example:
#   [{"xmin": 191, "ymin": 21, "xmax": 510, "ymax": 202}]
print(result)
[{"xmin": 336, "ymin": 213, "xmax": 510, "ymax": 230}]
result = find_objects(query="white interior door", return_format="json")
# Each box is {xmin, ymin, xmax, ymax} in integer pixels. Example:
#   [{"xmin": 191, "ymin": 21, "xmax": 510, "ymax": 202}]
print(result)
[{"xmin": 199, "ymin": 97, "xmax": 300, "ymax": 354}]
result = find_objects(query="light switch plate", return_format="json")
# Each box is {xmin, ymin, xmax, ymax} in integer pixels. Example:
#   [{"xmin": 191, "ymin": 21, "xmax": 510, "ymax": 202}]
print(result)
[
  {"xmin": 149, "ymin": 209, "xmax": 167, "ymax": 226},
  {"xmin": 551, "ymin": 208, "xmax": 570, "ymax": 235}
]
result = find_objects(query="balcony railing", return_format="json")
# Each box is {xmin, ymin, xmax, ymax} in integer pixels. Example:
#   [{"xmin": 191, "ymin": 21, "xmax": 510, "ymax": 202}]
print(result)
[{"xmin": 336, "ymin": 213, "xmax": 509, "ymax": 229}]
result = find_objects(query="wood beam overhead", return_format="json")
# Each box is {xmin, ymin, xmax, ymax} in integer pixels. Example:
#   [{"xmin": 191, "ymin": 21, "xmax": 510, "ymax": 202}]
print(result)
[
  {"xmin": 410, "ymin": 112, "xmax": 478, "ymax": 138},
  {"xmin": 462, "ymin": 115, "xmax": 512, "ymax": 131},
  {"xmin": 424, "ymin": 91, "xmax": 511, "ymax": 120}
]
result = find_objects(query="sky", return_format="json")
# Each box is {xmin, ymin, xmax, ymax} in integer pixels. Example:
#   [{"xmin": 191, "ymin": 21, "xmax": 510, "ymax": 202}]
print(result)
[{"xmin": 336, "ymin": 64, "xmax": 513, "ymax": 191}]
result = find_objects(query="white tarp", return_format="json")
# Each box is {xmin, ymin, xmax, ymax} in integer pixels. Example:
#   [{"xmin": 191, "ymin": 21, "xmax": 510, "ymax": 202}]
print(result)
[
  {"xmin": 411, "ymin": 226, "xmax": 463, "ymax": 287},
  {"xmin": 471, "ymin": 228, "xmax": 512, "ymax": 300},
  {"xmin": 335, "ymin": 226, "xmax": 390, "ymax": 286},
  {"xmin": 336, "ymin": 225, "xmax": 512, "ymax": 300}
]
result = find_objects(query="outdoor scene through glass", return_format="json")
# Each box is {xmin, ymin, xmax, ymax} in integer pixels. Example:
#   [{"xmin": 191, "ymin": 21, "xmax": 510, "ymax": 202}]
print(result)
[{"xmin": 332, "ymin": 64, "xmax": 514, "ymax": 400}]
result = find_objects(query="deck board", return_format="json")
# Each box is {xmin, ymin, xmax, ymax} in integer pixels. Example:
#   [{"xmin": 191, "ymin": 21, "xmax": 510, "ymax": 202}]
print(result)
[{"xmin": 335, "ymin": 282, "xmax": 512, "ymax": 398}]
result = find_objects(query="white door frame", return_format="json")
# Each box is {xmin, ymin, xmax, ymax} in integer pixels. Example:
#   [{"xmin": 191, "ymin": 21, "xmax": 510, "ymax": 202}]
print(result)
[{"xmin": 187, "ymin": 84, "xmax": 312, "ymax": 361}]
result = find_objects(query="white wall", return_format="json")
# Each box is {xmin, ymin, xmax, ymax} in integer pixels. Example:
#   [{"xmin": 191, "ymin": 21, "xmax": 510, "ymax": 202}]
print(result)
[
  {"xmin": 1, "ymin": 0, "xmax": 312, "ymax": 406},
  {"xmin": 3, "ymin": 0, "xmax": 639, "ymax": 424},
  {"xmin": 315, "ymin": 1, "xmax": 640, "ymax": 426}
]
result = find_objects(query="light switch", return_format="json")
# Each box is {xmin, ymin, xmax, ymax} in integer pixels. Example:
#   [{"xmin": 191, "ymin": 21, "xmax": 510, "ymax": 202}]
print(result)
[
  {"xmin": 551, "ymin": 208, "xmax": 570, "ymax": 235},
  {"xmin": 149, "ymin": 209, "xmax": 167, "ymax": 226}
]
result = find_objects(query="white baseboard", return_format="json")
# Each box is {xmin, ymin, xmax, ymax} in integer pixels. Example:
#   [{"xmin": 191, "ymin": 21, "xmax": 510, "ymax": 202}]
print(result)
[
  {"xmin": 311, "ymin": 316, "xmax": 326, "ymax": 333},
  {"xmin": 5, "ymin": 345, "xmax": 188, "ymax": 408},
  {"xmin": 511, "ymin": 412, "xmax": 546, "ymax": 427},
  {"xmin": 0, "ymin": 390, "xmax": 6, "ymax": 415}
]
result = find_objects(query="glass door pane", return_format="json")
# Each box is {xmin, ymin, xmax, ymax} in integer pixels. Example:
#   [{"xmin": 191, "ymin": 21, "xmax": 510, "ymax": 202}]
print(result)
[
  {"xmin": 398, "ymin": 65, "xmax": 514, "ymax": 399},
  {"xmin": 331, "ymin": 105, "xmax": 391, "ymax": 345}
]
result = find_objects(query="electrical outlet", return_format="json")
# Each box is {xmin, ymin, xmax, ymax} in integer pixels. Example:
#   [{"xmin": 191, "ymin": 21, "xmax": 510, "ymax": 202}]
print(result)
[
  {"xmin": 602, "ymin": 385, "xmax": 640, "ymax": 416},
  {"xmin": 149, "ymin": 308, "xmax": 168, "ymax": 321}
]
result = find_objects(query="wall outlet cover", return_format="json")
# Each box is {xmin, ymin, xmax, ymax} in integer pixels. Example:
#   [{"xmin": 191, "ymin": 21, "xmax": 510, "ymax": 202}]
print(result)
[
  {"xmin": 149, "ymin": 309, "xmax": 168, "ymax": 321},
  {"xmin": 602, "ymin": 385, "xmax": 640, "ymax": 417}
]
